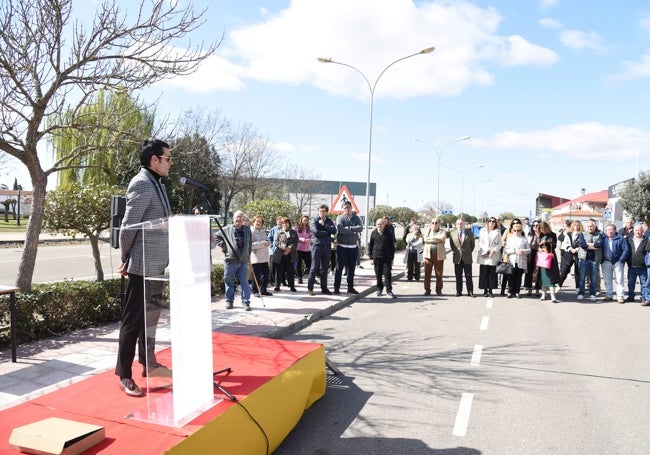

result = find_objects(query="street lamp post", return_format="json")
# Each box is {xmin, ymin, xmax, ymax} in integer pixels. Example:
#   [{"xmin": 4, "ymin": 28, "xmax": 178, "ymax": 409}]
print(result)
[
  {"xmin": 414, "ymin": 136, "xmax": 470, "ymax": 215},
  {"xmin": 318, "ymin": 46, "xmax": 435, "ymax": 252},
  {"xmin": 446, "ymin": 166, "xmax": 465, "ymax": 218}
]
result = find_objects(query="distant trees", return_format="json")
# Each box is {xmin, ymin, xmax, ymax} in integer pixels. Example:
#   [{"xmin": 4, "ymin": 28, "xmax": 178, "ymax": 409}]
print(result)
[
  {"xmin": 620, "ymin": 172, "xmax": 650, "ymax": 223},
  {"xmin": 0, "ymin": 0, "xmax": 220, "ymax": 290}
]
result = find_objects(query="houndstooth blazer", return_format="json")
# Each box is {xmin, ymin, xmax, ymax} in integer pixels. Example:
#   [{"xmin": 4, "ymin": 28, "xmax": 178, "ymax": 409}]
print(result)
[{"xmin": 119, "ymin": 168, "xmax": 171, "ymax": 276}]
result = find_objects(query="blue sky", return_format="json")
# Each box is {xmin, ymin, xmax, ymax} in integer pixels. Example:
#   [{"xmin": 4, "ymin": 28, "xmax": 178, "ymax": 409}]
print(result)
[{"xmin": 7, "ymin": 0, "xmax": 650, "ymax": 218}]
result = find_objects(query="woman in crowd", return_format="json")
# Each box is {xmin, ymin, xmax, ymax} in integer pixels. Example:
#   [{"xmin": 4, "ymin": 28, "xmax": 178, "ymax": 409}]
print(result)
[
  {"xmin": 524, "ymin": 219, "xmax": 541, "ymax": 296},
  {"xmin": 404, "ymin": 225, "xmax": 424, "ymax": 281},
  {"xmin": 422, "ymin": 218, "xmax": 447, "ymax": 296},
  {"xmin": 504, "ymin": 219, "xmax": 531, "ymax": 298},
  {"xmin": 500, "ymin": 218, "xmax": 522, "ymax": 296},
  {"xmin": 250, "ymin": 215, "xmax": 272, "ymax": 297},
  {"xmin": 558, "ymin": 220, "xmax": 582, "ymax": 291},
  {"xmin": 295, "ymin": 215, "xmax": 312, "ymax": 284},
  {"xmin": 272, "ymin": 217, "xmax": 298, "ymax": 292},
  {"xmin": 477, "ymin": 217, "xmax": 502, "ymax": 297}
]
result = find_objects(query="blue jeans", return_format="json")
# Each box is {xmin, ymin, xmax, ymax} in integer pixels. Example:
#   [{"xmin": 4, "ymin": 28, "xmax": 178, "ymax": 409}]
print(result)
[
  {"xmin": 224, "ymin": 261, "xmax": 250, "ymax": 304},
  {"xmin": 627, "ymin": 267, "xmax": 647, "ymax": 300},
  {"xmin": 644, "ymin": 268, "xmax": 650, "ymax": 302},
  {"xmin": 578, "ymin": 259, "xmax": 599, "ymax": 297}
]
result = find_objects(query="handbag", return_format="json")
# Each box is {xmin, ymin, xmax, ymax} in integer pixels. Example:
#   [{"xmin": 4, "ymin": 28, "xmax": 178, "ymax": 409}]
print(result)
[
  {"xmin": 496, "ymin": 261, "xmax": 513, "ymax": 275},
  {"xmin": 536, "ymin": 251, "xmax": 552, "ymax": 269}
]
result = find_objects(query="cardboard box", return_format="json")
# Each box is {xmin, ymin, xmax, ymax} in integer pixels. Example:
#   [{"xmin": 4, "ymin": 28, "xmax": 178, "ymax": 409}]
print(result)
[{"xmin": 9, "ymin": 417, "xmax": 105, "ymax": 455}]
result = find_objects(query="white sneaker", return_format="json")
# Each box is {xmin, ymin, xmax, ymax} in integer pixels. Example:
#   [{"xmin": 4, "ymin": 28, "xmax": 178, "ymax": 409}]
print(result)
[
  {"xmin": 577, "ymin": 295, "xmax": 584, "ymax": 301},
  {"xmin": 589, "ymin": 295, "xmax": 597, "ymax": 302}
]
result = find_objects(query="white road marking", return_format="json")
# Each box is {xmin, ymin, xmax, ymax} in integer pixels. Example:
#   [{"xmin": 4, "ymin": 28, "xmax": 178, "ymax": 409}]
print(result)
[
  {"xmin": 479, "ymin": 316, "xmax": 489, "ymax": 330},
  {"xmin": 453, "ymin": 393, "xmax": 474, "ymax": 436},
  {"xmin": 470, "ymin": 344, "xmax": 483, "ymax": 365},
  {"xmin": 486, "ymin": 299, "xmax": 493, "ymax": 308}
]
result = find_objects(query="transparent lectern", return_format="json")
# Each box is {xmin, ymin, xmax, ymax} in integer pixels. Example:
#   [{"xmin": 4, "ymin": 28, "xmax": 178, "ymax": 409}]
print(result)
[{"xmin": 122, "ymin": 215, "xmax": 218, "ymax": 427}]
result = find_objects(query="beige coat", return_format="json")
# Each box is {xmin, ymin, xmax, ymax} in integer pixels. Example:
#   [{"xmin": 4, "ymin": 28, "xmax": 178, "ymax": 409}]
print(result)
[{"xmin": 422, "ymin": 227, "xmax": 447, "ymax": 261}]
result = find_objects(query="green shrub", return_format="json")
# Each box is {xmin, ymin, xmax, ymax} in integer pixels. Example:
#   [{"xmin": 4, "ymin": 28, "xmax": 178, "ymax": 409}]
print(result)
[{"xmin": 0, "ymin": 265, "xmax": 226, "ymax": 349}]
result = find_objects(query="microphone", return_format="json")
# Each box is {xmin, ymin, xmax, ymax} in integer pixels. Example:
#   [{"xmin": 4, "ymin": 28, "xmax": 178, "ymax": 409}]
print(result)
[{"xmin": 179, "ymin": 177, "xmax": 211, "ymax": 192}]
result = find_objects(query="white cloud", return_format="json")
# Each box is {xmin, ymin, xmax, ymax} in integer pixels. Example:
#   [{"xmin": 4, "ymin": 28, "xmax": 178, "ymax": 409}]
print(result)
[
  {"xmin": 539, "ymin": 0, "xmax": 559, "ymax": 10},
  {"xmin": 539, "ymin": 17, "xmax": 563, "ymax": 29},
  {"xmin": 639, "ymin": 14, "xmax": 650, "ymax": 32},
  {"xmin": 612, "ymin": 50, "xmax": 650, "ymax": 80},
  {"xmin": 559, "ymin": 29, "xmax": 603, "ymax": 51},
  {"xmin": 474, "ymin": 122, "xmax": 649, "ymax": 160},
  {"xmin": 164, "ymin": 0, "xmax": 558, "ymax": 99}
]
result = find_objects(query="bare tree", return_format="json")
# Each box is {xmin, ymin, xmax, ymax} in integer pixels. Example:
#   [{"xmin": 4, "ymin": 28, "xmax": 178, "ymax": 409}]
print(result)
[
  {"xmin": 0, "ymin": 0, "xmax": 221, "ymax": 290},
  {"xmin": 220, "ymin": 122, "xmax": 276, "ymax": 219},
  {"xmin": 288, "ymin": 166, "xmax": 323, "ymax": 214}
]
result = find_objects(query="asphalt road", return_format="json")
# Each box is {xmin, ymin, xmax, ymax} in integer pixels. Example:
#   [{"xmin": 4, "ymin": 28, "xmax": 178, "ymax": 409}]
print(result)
[{"xmin": 276, "ymin": 276, "xmax": 650, "ymax": 454}]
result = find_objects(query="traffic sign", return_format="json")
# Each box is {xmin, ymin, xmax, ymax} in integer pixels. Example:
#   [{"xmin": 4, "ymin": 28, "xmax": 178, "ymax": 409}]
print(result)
[
  {"xmin": 442, "ymin": 210, "xmax": 453, "ymax": 215},
  {"xmin": 603, "ymin": 210, "xmax": 612, "ymax": 219},
  {"xmin": 330, "ymin": 185, "xmax": 360, "ymax": 214}
]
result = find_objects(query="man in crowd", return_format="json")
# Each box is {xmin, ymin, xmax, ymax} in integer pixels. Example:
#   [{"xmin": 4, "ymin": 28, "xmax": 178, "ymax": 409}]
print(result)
[
  {"xmin": 369, "ymin": 217, "xmax": 396, "ymax": 298},
  {"xmin": 595, "ymin": 223, "xmax": 630, "ymax": 303},
  {"xmin": 577, "ymin": 220, "xmax": 602, "ymax": 302},
  {"xmin": 334, "ymin": 200, "xmax": 363, "ymax": 295},
  {"xmin": 215, "ymin": 210, "xmax": 252, "ymax": 311},
  {"xmin": 448, "ymin": 218, "xmax": 476, "ymax": 297},
  {"xmin": 116, "ymin": 139, "xmax": 173, "ymax": 398},
  {"xmin": 307, "ymin": 204, "xmax": 337, "ymax": 295},
  {"xmin": 625, "ymin": 222, "xmax": 647, "ymax": 303}
]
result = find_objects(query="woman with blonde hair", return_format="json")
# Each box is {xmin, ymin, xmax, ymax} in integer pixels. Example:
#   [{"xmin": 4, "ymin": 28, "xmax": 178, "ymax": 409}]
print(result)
[{"xmin": 504, "ymin": 220, "xmax": 531, "ymax": 298}]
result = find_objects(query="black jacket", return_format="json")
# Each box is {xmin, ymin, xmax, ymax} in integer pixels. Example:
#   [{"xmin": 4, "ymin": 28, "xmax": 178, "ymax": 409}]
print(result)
[
  {"xmin": 368, "ymin": 228, "xmax": 395, "ymax": 260},
  {"xmin": 627, "ymin": 236, "xmax": 648, "ymax": 268}
]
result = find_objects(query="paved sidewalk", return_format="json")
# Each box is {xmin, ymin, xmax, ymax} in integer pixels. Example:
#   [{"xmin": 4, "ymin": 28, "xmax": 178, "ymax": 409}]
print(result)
[{"xmin": 0, "ymin": 253, "xmax": 411, "ymax": 411}]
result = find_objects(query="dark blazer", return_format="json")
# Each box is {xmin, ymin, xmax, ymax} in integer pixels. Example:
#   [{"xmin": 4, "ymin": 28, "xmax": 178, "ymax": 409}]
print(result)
[
  {"xmin": 368, "ymin": 228, "xmax": 395, "ymax": 260},
  {"xmin": 272, "ymin": 229, "xmax": 298, "ymax": 263},
  {"xmin": 627, "ymin": 236, "xmax": 648, "ymax": 268},
  {"xmin": 215, "ymin": 224, "xmax": 252, "ymax": 264},
  {"xmin": 119, "ymin": 168, "xmax": 171, "ymax": 276},
  {"xmin": 448, "ymin": 228, "xmax": 475, "ymax": 264}
]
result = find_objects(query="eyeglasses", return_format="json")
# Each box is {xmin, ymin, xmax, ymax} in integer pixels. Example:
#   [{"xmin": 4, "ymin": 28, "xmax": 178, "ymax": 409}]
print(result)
[
  {"xmin": 159, "ymin": 155, "xmax": 173, "ymax": 162},
  {"xmin": 532, "ymin": 223, "xmax": 539, "ymax": 226},
  {"xmin": 488, "ymin": 220, "xmax": 496, "ymax": 223},
  {"xmin": 433, "ymin": 221, "xmax": 440, "ymax": 224}
]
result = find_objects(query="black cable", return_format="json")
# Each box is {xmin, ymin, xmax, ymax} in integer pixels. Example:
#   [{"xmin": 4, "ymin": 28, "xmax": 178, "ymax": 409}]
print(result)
[{"xmin": 234, "ymin": 400, "xmax": 270, "ymax": 455}]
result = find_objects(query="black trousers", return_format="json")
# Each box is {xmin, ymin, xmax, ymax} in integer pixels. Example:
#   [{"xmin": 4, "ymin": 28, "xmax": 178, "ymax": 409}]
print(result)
[
  {"xmin": 454, "ymin": 260, "xmax": 474, "ymax": 295},
  {"xmin": 373, "ymin": 258, "xmax": 393, "ymax": 292},
  {"xmin": 115, "ymin": 274, "xmax": 162, "ymax": 379}
]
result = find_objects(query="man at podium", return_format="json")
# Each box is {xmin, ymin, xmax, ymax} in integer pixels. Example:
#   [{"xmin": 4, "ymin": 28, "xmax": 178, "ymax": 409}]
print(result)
[{"xmin": 115, "ymin": 139, "xmax": 173, "ymax": 397}]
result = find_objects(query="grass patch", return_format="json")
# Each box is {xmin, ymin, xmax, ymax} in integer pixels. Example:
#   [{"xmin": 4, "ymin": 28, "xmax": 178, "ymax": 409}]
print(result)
[{"xmin": 0, "ymin": 218, "xmax": 28, "ymax": 233}]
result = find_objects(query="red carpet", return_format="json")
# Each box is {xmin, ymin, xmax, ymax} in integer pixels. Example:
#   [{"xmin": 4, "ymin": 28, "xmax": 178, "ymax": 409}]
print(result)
[{"xmin": 0, "ymin": 333, "xmax": 326, "ymax": 454}]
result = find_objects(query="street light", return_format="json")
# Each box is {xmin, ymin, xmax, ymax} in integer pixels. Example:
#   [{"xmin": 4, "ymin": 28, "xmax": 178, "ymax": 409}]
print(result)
[
  {"xmin": 446, "ymin": 166, "xmax": 465, "ymax": 217},
  {"xmin": 414, "ymin": 136, "xmax": 470, "ymax": 215},
  {"xmin": 318, "ymin": 46, "xmax": 435, "ymax": 252}
]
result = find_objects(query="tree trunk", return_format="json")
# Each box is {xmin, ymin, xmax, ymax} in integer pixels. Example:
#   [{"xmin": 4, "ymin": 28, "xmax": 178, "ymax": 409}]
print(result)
[
  {"xmin": 15, "ymin": 170, "xmax": 47, "ymax": 292},
  {"xmin": 89, "ymin": 234, "xmax": 104, "ymax": 281}
]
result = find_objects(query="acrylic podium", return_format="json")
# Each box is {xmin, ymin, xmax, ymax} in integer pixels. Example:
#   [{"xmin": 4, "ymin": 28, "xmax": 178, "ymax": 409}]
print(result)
[{"xmin": 121, "ymin": 215, "xmax": 217, "ymax": 427}]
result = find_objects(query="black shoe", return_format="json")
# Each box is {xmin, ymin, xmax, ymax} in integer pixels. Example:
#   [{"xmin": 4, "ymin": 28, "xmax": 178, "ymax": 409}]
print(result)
[
  {"xmin": 507, "ymin": 294, "xmax": 514, "ymax": 299},
  {"xmin": 387, "ymin": 291, "xmax": 397, "ymax": 299},
  {"xmin": 274, "ymin": 287, "xmax": 281, "ymax": 291},
  {"xmin": 308, "ymin": 289, "xmax": 315, "ymax": 296},
  {"xmin": 253, "ymin": 292, "xmax": 260, "ymax": 298},
  {"xmin": 261, "ymin": 291, "xmax": 273, "ymax": 296},
  {"xmin": 516, "ymin": 293, "xmax": 521, "ymax": 299},
  {"xmin": 468, "ymin": 292, "xmax": 476, "ymax": 298},
  {"xmin": 625, "ymin": 296, "xmax": 634, "ymax": 302},
  {"xmin": 321, "ymin": 289, "xmax": 332, "ymax": 295},
  {"xmin": 290, "ymin": 287, "xmax": 297, "ymax": 292},
  {"xmin": 298, "ymin": 278, "xmax": 303, "ymax": 284},
  {"xmin": 456, "ymin": 292, "xmax": 462, "ymax": 297},
  {"xmin": 487, "ymin": 291, "xmax": 494, "ymax": 298},
  {"xmin": 376, "ymin": 289, "xmax": 383, "ymax": 296},
  {"xmin": 226, "ymin": 300, "xmax": 234, "ymax": 309},
  {"xmin": 347, "ymin": 288, "xmax": 359, "ymax": 294},
  {"xmin": 333, "ymin": 289, "xmax": 340, "ymax": 295}
]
